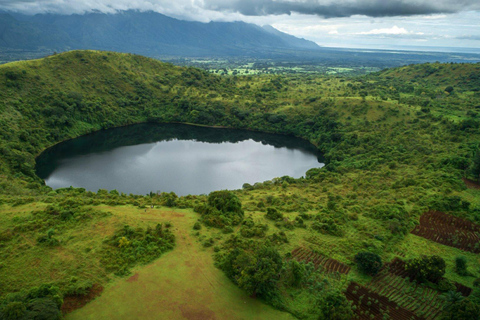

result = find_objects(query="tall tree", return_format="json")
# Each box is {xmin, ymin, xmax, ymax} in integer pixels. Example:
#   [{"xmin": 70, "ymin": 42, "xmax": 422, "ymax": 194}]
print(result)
[{"xmin": 234, "ymin": 245, "xmax": 283, "ymax": 298}]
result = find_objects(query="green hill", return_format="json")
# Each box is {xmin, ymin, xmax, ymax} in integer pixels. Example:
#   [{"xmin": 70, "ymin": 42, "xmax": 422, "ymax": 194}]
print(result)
[{"xmin": 0, "ymin": 51, "xmax": 480, "ymax": 319}]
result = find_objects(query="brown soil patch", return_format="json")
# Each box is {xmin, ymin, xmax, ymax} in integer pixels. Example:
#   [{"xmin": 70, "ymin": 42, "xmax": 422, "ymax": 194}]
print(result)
[
  {"xmin": 345, "ymin": 282, "xmax": 422, "ymax": 320},
  {"xmin": 411, "ymin": 210, "xmax": 480, "ymax": 253},
  {"xmin": 171, "ymin": 213, "xmax": 185, "ymax": 217},
  {"xmin": 127, "ymin": 273, "xmax": 139, "ymax": 282},
  {"xmin": 463, "ymin": 177, "xmax": 480, "ymax": 189},
  {"xmin": 61, "ymin": 284, "xmax": 104, "ymax": 315}
]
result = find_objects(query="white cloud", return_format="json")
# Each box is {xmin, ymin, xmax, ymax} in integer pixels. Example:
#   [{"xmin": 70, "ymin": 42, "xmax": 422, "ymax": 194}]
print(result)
[{"xmin": 358, "ymin": 26, "xmax": 409, "ymax": 35}]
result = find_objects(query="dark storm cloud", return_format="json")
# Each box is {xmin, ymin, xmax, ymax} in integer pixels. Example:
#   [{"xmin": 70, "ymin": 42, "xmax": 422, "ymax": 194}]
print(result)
[
  {"xmin": 0, "ymin": 0, "xmax": 479, "ymax": 18},
  {"xmin": 203, "ymin": 0, "xmax": 480, "ymax": 18}
]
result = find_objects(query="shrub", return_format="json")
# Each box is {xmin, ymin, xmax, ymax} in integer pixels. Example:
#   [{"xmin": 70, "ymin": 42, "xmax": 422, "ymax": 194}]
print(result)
[
  {"xmin": 265, "ymin": 207, "xmax": 283, "ymax": 221},
  {"xmin": 355, "ymin": 252, "xmax": 383, "ymax": 276},
  {"xmin": 240, "ymin": 218, "xmax": 268, "ymax": 238},
  {"xmin": 208, "ymin": 190, "xmax": 243, "ymax": 216},
  {"xmin": 63, "ymin": 277, "xmax": 94, "ymax": 296},
  {"xmin": 1, "ymin": 301, "xmax": 26, "ymax": 320},
  {"xmin": 217, "ymin": 242, "xmax": 283, "ymax": 299},
  {"xmin": 455, "ymin": 256, "xmax": 470, "ymax": 276},
  {"xmin": 283, "ymin": 260, "xmax": 306, "ymax": 287},
  {"xmin": 473, "ymin": 278, "xmax": 480, "ymax": 288},
  {"xmin": 193, "ymin": 222, "xmax": 202, "ymax": 230},
  {"xmin": 405, "ymin": 255, "xmax": 445, "ymax": 283},
  {"xmin": 317, "ymin": 290, "xmax": 354, "ymax": 320},
  {"xmin": 100, "ymin": 224, "xmax": 175, "ymax": 275},
  {"xmin": 311, "ymin": 215, "xmax": 344, "ymax": 236},
  {"xmin": 0, "ymin": 284, "xmax": 63, "ymax": 320},
  {"xmin": 268, "ymin": 232, "xmax": 288, "ymax": 245},
  {"xmin": 242, "ymin": 183, "xmax": 254, "ymax": 190},
  {"xmin": 36, "ymin": 228, "xmax": 60, "ymax": 247},
  {"xmin": 27, "ymin": 298, "xmax": 62, "ymax": 319},
  {"xmin": 437, "ymin": 278, "xmax": 456, "ymax": 292},
  {"xmin": 195, "ymin": 191, "xmax": 244, "ymax": 228},
  {"xmin": 203, "ymin": 238, "xmax": 214, "ymax": 247}
]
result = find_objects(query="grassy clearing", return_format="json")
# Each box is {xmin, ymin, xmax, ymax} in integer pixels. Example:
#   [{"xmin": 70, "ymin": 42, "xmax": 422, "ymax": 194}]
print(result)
[{"xmin": 67, "ymin": 206, "xmax": 294, "ymax": 320}]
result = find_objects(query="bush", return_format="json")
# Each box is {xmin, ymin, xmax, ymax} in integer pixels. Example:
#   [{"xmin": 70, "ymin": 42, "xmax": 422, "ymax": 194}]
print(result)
[
  {"xmin": 193, "ymin": 222, "xmax": 202, "ymax": 230},
  {"xmin": 240, "ymin": 218, "xmax": 268, "ymax": 238},
  {"xmin": 456, "ymin": 256, "xmax": 471, "ymax": 276},
  {"xmin": 437, "ymin": 278, "xmax": 456, "ymax": 292},
  {"xmin": 405, "ymin": 255, "xmax": 445, "ymax": 283},
  {"xmin": 268, "ymin": 232, "xmax": 289, "ymax": 245},
  {"xmin": 355, "ymin": 252, "xmax": 382, "ymax": 276},
  {"xmin": 311, "ymin": 215, "xmax": 344, "ymax": 236},
  {"xmin": 0, "ymin": 284, "xmax": 63, "ymax": 320},
  {"xmin": 100, "ymin": 224, "xmax": 175, "ymax": 275},
  {"xmin": 36, "ymin": 228, "xmax": 60, "ymax": 247},
  {"xmin": 195, "ymin": 191, "xmax": 244, "ymax": 228},
  {"xmin": 218, "ymin": 242, "xmax": 283, "ymax": 299},
  {"xmin": 317, "ymin": 290, "xmax": 353, "ymax": 320},
  {"xmin": 242, "ymin": 183, "xmax": 254, "ymax": 190},
  {"xmin": 265, "ymin": 207, "xmax": 283, "ymax": 221},
  {"xmin": 27, "ymin": 298, "xmax": 62, "ymax": 320},
  {"xmin": 63, "ymin": 278, "xmax": 93, "ymax": 296},
  {"xmin": 285, "ymin": 260, "xmax": 308, "ymax": 287},
  {"xmin": 473, "ymin": 278, "xmax": 480, "ymax": 288},
  {"xmin": 208, "ymin": 190, "xmax": 243, "ymax": 216},
  {"xmin": 1, "ymin": 301, "xmax": 27, "ymax": 320}
]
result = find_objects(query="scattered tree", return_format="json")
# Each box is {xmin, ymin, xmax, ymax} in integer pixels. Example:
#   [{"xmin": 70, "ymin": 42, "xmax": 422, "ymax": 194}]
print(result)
[{"xmin": 355, "ymin": 252, "xmax": 383, "ymax": 276}]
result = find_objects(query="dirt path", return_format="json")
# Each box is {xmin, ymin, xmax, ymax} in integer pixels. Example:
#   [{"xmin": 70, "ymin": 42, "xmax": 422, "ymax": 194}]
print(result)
[{"xmin": 67, "ymin": 209, "xmax": 294, "ymax": 320}]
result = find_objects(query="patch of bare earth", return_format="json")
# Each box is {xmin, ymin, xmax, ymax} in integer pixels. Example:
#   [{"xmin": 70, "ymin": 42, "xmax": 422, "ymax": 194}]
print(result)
[
  {"xmin": 127, "ymin": 273, "xmax": 139, "ymax": 282},
  {"xmin": 61, "ymin": 284, "xmax": 104, "ymax": 315},
  {"xmin": 411, "ymin": 210, "xmax": 480, "ymax": 253},
  {"xmin": 463, "ymin": 177, "xmax": 480, "ymax": 190}
]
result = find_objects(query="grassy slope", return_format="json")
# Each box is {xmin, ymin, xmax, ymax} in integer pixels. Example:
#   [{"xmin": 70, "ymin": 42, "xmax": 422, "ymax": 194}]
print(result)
[
  {"xmin": 0, "ymin": 51, "xmax": 479, "ymax": 318},
  {"xmin": 67, "ymin": 207, "xmax": 294, "ymax": 320}
]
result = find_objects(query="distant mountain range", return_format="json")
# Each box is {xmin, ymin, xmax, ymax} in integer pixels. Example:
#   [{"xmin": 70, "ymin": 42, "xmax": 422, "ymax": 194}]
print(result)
[{"xmin": 0, "ymin": 10, "xmax": 319, "ymax": 56}]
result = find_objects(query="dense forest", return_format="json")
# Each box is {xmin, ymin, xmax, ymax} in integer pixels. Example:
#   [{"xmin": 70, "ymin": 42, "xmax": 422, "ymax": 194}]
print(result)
[{"xmin": 0, "ymin": 50, "xmax": 479, "ymax": 319}]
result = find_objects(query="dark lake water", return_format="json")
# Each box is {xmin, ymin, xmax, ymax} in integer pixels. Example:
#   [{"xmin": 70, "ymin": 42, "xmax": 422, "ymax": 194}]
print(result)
[{"xmin": 36, "ymin": 123, "xmax": 323, "ymax": 196}]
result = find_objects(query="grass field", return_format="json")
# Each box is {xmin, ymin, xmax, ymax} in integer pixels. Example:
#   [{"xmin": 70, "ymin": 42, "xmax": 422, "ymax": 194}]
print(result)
[{"xmin": 67, "ymin": 206, "xmax": 294, "ymax": 320}]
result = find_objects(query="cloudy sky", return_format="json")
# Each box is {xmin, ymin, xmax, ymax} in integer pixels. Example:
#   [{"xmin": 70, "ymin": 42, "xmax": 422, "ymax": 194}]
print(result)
[{"xmin": 1, "ymin": 0, "xmax": 479, "ymax": 51}]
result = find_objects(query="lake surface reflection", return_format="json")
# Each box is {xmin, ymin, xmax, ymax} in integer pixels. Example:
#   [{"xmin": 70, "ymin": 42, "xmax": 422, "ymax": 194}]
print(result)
[{"xmin": 36, "ymin": 123, "xmax": 323, "ymax": 195}]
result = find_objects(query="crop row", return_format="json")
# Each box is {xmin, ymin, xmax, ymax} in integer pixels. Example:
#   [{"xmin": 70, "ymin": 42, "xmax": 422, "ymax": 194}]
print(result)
[
  {"xmin": 291, "ymin": 247, "xmax": 351, "ymax": 274},
  {"xmin": 411, "ymin": 211, "xmax": 480, "ymax": 253},
  {"xmin": 382, "ymin": 257, "xmax": 471, "ymax": 297},
  {"xmin": 345, "ymin": 282, "xmax": 422, "ymax": 320},
  {"xmin": 369, "ymin": 271, "xmax": 442, "ymax": 320}
]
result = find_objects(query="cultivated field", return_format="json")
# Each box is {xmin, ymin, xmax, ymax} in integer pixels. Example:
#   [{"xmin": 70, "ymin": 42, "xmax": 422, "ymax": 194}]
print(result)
[{"xmin": 412, "ymin": 211, "xmax": 480, "ymax": 253}]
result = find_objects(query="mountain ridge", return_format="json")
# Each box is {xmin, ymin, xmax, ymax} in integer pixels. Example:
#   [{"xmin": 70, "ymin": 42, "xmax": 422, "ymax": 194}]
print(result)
[{"xmin": 0, "ymin": 10, "xmax": 320, "ymax": 56}]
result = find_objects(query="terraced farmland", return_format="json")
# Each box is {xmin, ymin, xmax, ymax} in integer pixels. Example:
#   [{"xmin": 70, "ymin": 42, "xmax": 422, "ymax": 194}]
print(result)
[
  {"xmin": 369, "ymin": 270, "xmax": 443, "ymax": 319},
  {"xmin": 290, "ymin": 247, "xmax": 351, "ymax": 274},
  {"xmin": 411, "ymin": 211, "xmax": 480, "ymax": 253},
  {"xmin": 346, "ymin": 282, "xmax": 422, "ymax": 320}
]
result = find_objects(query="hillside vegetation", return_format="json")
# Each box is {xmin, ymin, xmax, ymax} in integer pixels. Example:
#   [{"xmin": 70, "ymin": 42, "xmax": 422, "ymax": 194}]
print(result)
[{"xmin": 0, "ymin": 50, "xmax": 480, "ymax": 319}]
